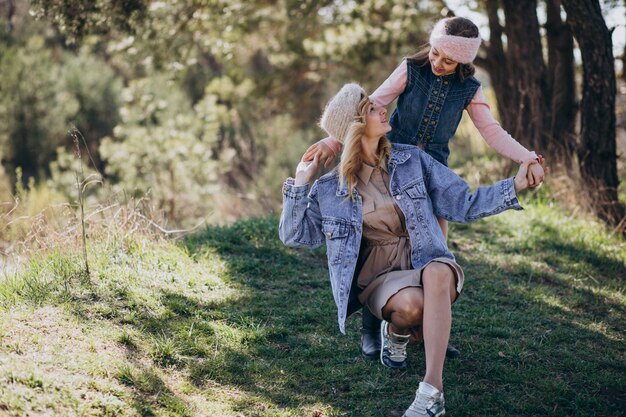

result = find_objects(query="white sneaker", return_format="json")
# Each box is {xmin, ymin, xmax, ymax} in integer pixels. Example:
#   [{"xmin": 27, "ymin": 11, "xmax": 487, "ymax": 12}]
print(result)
[{"xmin": 402, "ymin": 382, "xmax": 445, "ymax": 417}]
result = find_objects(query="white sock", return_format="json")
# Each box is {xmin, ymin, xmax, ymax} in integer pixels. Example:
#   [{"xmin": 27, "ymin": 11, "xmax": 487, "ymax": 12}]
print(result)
[
  {"xmin": 418, "ymin": 381, "xmax": 440, "ymax": 397},
  {"xmin": 389, "ymin": 330, "xmax": 410, "ymax": 343}
]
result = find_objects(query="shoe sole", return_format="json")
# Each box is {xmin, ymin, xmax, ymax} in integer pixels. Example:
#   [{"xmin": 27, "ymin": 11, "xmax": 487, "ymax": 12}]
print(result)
[
  {"xmin": 445, "ymin": 344, "xmax": 461, "ymax": 359},
  {"xmin": 361, "ymin": 350, "xmax": 380, "ymax": 360}
]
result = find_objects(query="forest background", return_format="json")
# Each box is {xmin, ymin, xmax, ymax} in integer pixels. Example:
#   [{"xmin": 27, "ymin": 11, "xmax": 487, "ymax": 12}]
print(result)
[{"xmin": 0, "ymin": 0, "xmax": 625, "ymax": 255}]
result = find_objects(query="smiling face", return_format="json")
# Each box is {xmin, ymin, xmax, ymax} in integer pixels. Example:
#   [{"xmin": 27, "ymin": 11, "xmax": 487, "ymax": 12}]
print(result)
[
  {"xmin": 428, "ymin": 47, "xmax": 459, "ymax": 76},
  {"xmin": 363, "ymin": 99, "xmax": 391, "ymax": 139}
]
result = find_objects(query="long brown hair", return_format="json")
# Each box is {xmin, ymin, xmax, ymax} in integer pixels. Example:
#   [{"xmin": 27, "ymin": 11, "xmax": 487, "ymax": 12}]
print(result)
[
  {"xmin": 338, "ymin": 97, "xmax": 392, "ymax": 200},
  {"xmin": 407, "ymin": 17, "xmax": 479, "ymax": 81}
]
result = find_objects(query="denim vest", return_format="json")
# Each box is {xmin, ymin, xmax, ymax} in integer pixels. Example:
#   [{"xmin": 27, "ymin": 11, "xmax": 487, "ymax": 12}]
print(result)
[
  {"xmin": 387, "ymin": 60, "xmax": 481, "ymax": 166},
  {"xmin": 279, "ymin": 144, "xmax": 521, "ymax": 334}
]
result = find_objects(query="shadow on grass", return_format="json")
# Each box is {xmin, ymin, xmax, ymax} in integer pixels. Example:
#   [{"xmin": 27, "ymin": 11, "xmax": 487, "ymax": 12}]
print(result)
[
  {"xmin": 66, "ymin": 217, "xmax": 379, "ymax": 415},
  {"xmin": 58, "ymin": 216, "xmax": 625, "ymax": 416},
  {"xmin": 177, "ymin": 217, "xmax": 626, "ymax": 416},
  {"xmin": 448, "ymin": 220, "xmax": 626, "ymax": 415},
  {"xmin": 115, "ymin": 356, "xmax": 192, "ymax": 417},
  {"xmin": 176, "ymin": 217, "xmax": 387, "ymax": 414},
  {"xmin": 448, "ymin": 266, "xmax": 626, "ymax": 415},
  {"xmin": 500, "ymin": 221, "xmax": 625, "ymax": 279}
]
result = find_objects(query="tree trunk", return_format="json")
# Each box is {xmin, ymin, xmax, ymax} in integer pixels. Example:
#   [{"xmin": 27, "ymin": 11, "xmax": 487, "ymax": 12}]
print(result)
[
  {"xmin": 622, "ymin": 35, "xmax": 626, "ymax": 82},
  {"xmin": 545, "ymin": 0, "xmax": 577, "ymax": 166},
  {"xmin": 479, "ymin": 0, "xmax": 516, "ymax": 132},
  {"xmin": 500, "ymin": 0, "xmax": 551, "ymax": 155},
  {"xmin": 622, "ymin": 43, "xmax": 626, "ymax": 82},
  {"xmin": 0, "ymin": 0, "xmax": 15, "ymax": 33},
  {"xmin": 562, "ymin": 0, "xmax": 625, "ymax": 227}
]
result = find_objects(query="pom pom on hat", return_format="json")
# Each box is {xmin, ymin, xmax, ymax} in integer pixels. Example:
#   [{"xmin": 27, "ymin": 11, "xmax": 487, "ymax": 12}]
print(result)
[{"xmin": 320, "ymin": 83, "xmax": 366, "ymax": 143}]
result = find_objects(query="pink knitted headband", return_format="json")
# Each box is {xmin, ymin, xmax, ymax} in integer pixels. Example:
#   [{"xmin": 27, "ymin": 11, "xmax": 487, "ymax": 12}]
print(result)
[{"xmin": 429, "ymin": 19, "xmax": 481, "ymax": 64}]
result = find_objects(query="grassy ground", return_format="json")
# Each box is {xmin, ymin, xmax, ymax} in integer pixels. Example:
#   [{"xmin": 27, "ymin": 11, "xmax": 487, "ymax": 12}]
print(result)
[{"xmin": 0, "ymin": 194, "xmax": 625, "ymax": 416}]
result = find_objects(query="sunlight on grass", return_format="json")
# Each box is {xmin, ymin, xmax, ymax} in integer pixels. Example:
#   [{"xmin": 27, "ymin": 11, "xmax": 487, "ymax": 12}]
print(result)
[
  {"xmin": 0, "ymin": 211, "xmax": 624, "ymax": 416},
  {"xmin": 0, "ymin": 230, "xmax": 256, "ymax": 416},
  {"xmin": 534, "ymin": 293, "xmax": 574, "ymax": 312},
  {"xmin": 575, "ymin": 320, "xmax": 622, "ymax": 342}
]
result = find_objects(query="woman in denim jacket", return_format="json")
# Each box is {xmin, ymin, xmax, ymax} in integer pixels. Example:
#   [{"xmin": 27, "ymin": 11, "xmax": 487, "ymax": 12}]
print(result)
[
  {"xmin": 279, "ymin": 83, "xmax": 537, "ymax": 417},
  {"xmin": 302, "ymin": 17, "xmax": 546, "ymax": 359}
]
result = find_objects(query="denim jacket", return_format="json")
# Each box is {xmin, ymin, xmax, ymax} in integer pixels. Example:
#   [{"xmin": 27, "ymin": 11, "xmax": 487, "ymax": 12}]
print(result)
[
  {"xmin": 279, "ymin": 144, "xmax": 522, "ymax": 334},
  {"xmin": 387, "ymin": 60, "xmax": 481, "ymax": 166}
]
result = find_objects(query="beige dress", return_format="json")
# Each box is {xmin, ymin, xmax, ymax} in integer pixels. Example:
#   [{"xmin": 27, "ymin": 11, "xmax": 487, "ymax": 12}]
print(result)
[{"xmin": 354, "ymin": 163, "xmax": 464, "ymax": 320}]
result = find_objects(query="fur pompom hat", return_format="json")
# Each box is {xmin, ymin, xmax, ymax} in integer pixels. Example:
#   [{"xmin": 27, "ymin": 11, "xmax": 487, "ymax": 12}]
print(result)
[{"xmin": 319, "ymin": 83, "xmax": 366, "ymax": 143}]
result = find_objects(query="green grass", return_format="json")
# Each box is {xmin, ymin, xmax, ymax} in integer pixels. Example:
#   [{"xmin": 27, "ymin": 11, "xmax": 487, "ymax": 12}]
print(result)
[{"xmin": 0, "ymin": 198, "xmax": 624, "ymax": 416}]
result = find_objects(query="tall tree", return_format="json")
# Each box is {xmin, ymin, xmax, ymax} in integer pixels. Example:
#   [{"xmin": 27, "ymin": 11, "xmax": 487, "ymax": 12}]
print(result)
[
  {"xmin": 479, "ymin": 0, "xmax": 623, "ymax": 229},
  {"xmin": 545, "ymin": 0, "xmax": 577, "ymax": 164},
  {"xmin": 500, "ymin": 0, "xmax": 551, "ymax": 155},
  {"xmin": 0, "ymin": 0, "xmax": 15, "ymax": 33},
  {"xmin": 479, "ymin": 0, "xmax": 557, "ymax": 158},
  {"xmin": 477, "ymin": 0, "xmax": 514, "ymax": 132},
  {"xmin": 561, "ymin": 0, "xmax": 624, "ymax": 226}
]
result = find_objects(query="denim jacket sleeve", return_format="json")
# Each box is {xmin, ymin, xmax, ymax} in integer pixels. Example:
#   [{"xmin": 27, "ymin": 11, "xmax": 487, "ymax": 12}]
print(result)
[
  {"xmin": 421, "ymin": 152, "xmax": 523, "ymax": 223},
  {"xmin": 278, "ymin": 178, "xmax": 325, "ymax": 248}
]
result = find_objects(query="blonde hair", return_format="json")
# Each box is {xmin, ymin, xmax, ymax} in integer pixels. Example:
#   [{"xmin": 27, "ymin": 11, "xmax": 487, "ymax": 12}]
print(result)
[{"xmin": 338, "ymin": 97, "xmax": 392, "ymax": 200}]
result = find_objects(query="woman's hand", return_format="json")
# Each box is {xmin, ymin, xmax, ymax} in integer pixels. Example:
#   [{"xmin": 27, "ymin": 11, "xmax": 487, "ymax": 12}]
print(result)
[
  {"xmin": 295, "ymin": 153, "xmax": 321, "ymax": 186},
  {"xmin": 526, "ymin": 155, "xmax": 546, "ymax": 188},
  {"xmin": 302, "ymin": 140, "xmax": 337, "ymax": 168},
  {"xmin": 514, "ymin": 159, "xmax": 539, "ymax": 193}
]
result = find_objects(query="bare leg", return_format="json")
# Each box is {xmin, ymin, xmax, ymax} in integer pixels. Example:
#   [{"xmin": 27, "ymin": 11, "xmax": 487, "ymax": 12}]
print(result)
[
  {"xmin": 379, "ymin": 287, "xmax": 424, "ymax": 369},
  {"xmin": 421, "ymin": 262, "xmax": 457, "ymax": 391},
  {"xmin": 382, "ymin": 287, "xmax": 424, "ymax": 335},
  {"xmin": 435, "ymin": 216, "xmax": 462, "ymax": 360}
]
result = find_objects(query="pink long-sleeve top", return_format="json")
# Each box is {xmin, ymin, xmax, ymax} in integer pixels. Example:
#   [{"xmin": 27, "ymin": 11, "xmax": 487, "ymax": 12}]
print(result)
[{"xmin": 324, "ymin": 60, "xmax": 537, "ymax": 164}]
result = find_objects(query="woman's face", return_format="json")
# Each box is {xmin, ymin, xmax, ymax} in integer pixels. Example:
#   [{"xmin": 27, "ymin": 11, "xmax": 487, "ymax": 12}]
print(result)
[
  {"xmin": 428, "ymin": 47, "xmax": 458, "ymax": 76},
  {"xmin": 364, "ymin": 101, "xmax": 391, "ymax": 138}
]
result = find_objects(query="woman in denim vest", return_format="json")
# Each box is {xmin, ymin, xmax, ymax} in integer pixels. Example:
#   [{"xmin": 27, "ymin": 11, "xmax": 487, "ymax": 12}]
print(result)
[
  {"xmin": 279, "ymin": 83, "xmax": 537, "ymax": 417},
  {"xmin": 303, "ymin": 16, "xmax": 546, "ymax": 360}
]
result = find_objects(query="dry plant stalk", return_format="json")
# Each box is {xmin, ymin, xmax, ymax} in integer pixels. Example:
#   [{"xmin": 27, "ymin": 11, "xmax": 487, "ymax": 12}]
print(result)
[{"xmin": 70, "ymin": 128, "xmax": 91, "ymax": 276}]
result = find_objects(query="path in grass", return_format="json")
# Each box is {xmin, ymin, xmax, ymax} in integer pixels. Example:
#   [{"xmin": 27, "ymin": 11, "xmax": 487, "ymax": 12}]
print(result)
[{"xmin": 0, "ymin": 204, "xmax": 625, "ymax": 416}]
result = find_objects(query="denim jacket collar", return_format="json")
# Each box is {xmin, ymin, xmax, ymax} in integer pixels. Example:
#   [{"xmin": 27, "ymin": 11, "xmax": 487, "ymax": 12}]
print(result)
[
  {"xmin": 390, "ymin": 150, "xmax": 411, "ymax": 166},
  {"xmin": 335, "ymin": 177, "xmax": 350, "ymax": 197},
  {"xmin": 335, "ymin": 149, "xmax": 411, "ymax": 196}
]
